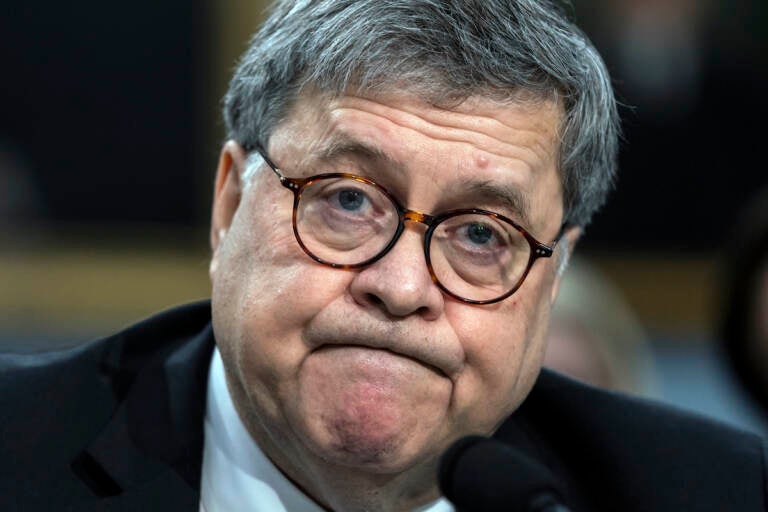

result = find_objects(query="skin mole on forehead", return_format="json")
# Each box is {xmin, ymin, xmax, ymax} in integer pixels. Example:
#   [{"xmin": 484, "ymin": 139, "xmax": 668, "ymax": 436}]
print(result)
[{"xmin": 475, "ymin": 153, "xmax": 490, "ymax": 169}]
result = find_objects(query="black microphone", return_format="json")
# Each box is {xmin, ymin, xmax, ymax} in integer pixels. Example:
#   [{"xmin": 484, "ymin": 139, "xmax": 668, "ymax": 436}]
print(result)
[{"xmin": 439, "ymin": 436, "xmax": 571, "ymax": 512}]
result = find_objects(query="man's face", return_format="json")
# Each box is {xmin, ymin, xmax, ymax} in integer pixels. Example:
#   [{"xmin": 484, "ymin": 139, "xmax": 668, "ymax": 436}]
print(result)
[{"xmin": 209, "ymin": 90, "xmax": 570, "ymax": 495}]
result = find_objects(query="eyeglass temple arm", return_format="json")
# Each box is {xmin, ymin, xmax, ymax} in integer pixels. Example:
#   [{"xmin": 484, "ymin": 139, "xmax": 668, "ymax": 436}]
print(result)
[
  {"xmin": 532, "ymin": 223, "xmax": 568, "ymax": 260},
  {"xmin": 255, "ymin": 145, "xmax": 285, "ymax": 180},
  {"xmin": 549, "ymin": 222, "xmax": 571, "ymax": 249}
]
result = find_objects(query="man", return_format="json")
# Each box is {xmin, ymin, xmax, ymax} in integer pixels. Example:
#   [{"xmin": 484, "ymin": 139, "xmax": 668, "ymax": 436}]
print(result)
[{"xmin": 1, "ymin": 1, "xmax": 766, "ymax": 511}]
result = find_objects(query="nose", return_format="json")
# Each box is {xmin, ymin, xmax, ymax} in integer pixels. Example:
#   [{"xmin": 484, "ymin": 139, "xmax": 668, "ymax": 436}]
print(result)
[{"xmin": 348, "ymin": 221, "xmax": 445, "ymax": 320}]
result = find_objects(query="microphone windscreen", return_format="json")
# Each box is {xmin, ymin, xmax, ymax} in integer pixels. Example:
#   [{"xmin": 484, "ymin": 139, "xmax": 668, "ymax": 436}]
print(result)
[{"xmin": 438, "ymin": 435, "xmax": 566, "ymax": 511}]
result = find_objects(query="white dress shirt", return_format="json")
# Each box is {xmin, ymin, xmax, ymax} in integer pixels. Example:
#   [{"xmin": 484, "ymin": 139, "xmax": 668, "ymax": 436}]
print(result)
[{"xmin": 200, "ymin": 347, "xmax": 454, "ymax": 512}]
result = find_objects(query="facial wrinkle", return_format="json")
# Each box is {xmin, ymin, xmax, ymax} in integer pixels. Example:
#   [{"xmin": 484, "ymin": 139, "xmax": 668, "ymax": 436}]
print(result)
[
  {"xmin": 335, "ymin": 96, "xmax": 559, "ymax": 167},
  {"xmin": 332, "ymin": 105, "xmax": 542, "ymax": 168},
  {"xmin": 314, "ymin": 133, "xmax": 409, "ymax": 176},
  {"xmin": 462, "ymin": 180, "xmax": 533, "ymax": 229}
]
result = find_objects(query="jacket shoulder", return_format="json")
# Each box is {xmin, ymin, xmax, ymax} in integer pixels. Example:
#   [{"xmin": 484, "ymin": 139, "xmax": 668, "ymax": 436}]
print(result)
[
  {"xmin": 503, "ymin": 369, "xmax": 768, "ymax": 511},
  {"xmin": 0, "ymin": 300, "xmax": 212, "ymax": 508},
  {"xmin": 0, "ymin": 300, "xmax": 211, "ymax": 393}
]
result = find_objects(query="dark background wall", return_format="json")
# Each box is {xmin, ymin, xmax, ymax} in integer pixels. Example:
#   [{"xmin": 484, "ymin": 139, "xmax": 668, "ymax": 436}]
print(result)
[{"xmin": 1, "ymin": 0, "xmax": 210, "ymax": 228}]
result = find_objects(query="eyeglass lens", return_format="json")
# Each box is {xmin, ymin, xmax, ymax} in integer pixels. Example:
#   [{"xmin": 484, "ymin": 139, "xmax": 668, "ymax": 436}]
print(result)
[{"xmin": 295, "ymin": 176, "xmax": 533, "ymax": 302}]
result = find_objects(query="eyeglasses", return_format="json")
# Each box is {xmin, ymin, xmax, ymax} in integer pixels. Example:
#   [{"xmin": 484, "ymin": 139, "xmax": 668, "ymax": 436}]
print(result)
[{"xmin": 256, "ymin": 147, "xmax": 561, "ymax": 305}]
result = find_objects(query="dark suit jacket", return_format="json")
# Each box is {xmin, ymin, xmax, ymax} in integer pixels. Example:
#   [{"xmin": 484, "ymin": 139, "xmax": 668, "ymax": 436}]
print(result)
[{"xmin": 1, "ymin": 301, "xmax": 766, "ymax": 511}]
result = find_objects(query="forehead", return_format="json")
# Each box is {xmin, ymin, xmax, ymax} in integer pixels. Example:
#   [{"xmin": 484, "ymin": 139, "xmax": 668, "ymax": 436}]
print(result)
[
  {"xmin": 267, "ymin": 90, "xmax": 564, "ymax": 233},
  {"xmin": 273, "ymin": 89, "xmax": 562, "ymax": 157}
]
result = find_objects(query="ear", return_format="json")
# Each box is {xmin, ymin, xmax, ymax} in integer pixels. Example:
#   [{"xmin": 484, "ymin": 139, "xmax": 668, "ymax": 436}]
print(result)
[
  {"xmin": 549, "ymin": 225, "xmax": 582, "ymax": 304},
  {"xmin": 210, "ymin": 140, "xmax": 248, "ymax": 279}
]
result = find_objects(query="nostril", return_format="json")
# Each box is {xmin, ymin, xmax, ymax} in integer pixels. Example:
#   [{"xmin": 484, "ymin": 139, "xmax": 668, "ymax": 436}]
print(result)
[
  {"xmin": 365, "ymin": 292, "xmax": 433, "ymax": 319},
  {"xmin": 366, "ymin": 293, "xmax": 384, "ymax": 307}
]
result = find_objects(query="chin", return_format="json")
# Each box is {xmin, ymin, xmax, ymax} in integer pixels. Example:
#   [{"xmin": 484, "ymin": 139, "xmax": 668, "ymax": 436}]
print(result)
[
  {"xmin": 300, "ymin": 414, "xmax": 433, "ymax": 474},
  {"xmin": 331, "ymin": 427, "xmax": 403, "ymax": 467}
]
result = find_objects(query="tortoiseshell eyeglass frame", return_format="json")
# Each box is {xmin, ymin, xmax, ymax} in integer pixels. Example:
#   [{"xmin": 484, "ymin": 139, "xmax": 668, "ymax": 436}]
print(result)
[{"xmin": 255, "ymin": 145, "xmax": 564, "ymax": 305}]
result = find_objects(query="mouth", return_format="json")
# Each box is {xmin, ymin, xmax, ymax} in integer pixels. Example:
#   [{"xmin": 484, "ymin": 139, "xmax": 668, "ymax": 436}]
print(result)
[
  {"xmin": 303, "ymin": 321, "xmax": 465, "ymax": 380},
  {"xmin": 315, "ymin": 344, "xmax": 448, "ymax": 378}
]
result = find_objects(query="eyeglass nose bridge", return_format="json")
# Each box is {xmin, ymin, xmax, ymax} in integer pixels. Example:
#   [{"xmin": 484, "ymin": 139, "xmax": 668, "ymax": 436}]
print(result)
[
  {"xmin": 370, "ymin": 207, "xmax": 437, "ymax": 269},
  {"xmin": 402, "ymin": 209, "xmax": 436, "ymax": 227}
]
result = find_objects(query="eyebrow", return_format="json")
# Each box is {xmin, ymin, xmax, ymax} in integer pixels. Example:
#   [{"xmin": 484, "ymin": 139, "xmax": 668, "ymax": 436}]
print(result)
[
  {"xmin": 312, "ymin": 134, "xmax": 406, "ymax": 175},
  {"xmin": 461, "ymin": 181, "xmax": 533, "ymax": 228}
]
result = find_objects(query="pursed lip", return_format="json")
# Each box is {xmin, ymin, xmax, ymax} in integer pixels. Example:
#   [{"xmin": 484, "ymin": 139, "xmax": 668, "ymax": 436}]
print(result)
[
  {"xmin": 303, "ymin": 322, "xmax": 465, "ymax": 380},
  {"xmin": 315, "ymin": 344, "xmax": 447, "ymax": 377}
]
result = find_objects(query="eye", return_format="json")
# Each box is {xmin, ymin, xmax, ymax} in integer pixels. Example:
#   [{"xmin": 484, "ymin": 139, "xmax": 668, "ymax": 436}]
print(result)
[
  {"xmin": 432, "ymin": 213, "xmax": 522, "ymax": 264},
  {"xmin": 464, "ymin": 222, "xmax": 495, "ymax": 246},
  {"xmin": 312, "ymin": 180, "xmax": 377, "ymax": 217},
  {"xmin": 311, "ymin": 178, "xmax": 392, "ymax": 222},
  {"xmin": 336, "ymin": 188, "xmax": 367, "ymax": 212},
  {"xmin": 454, "ymin": 220, "xmax": 506, "ymax": 250}
]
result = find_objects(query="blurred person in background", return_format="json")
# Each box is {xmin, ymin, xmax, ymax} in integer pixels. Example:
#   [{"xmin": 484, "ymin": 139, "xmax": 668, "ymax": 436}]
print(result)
[
  {"xmin": 1, "ymin": 1, "xmax": 766, "ymax": 511},
  {"xmin": 544, "ymin": 257, "xmax": 657, "ymax": 395},
  {"xmin": 719, "ymin": 187, "xmax": 768, "ymax": 423}
]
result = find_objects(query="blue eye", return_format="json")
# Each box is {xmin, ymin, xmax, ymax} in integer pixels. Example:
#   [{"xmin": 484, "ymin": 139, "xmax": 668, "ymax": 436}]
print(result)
[
  {"xmin": 466, "ymin": 223, "xmax": 494, "ymax": 245},
  {"xmin": 337, "ymin": 189, "xmax": 366, "ymax": 211}
]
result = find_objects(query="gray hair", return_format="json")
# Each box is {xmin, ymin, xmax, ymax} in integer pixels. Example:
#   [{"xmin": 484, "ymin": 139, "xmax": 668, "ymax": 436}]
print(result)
[{"xmin": 224, "ymin": 0, "xmax": 619, "ymax": 227}]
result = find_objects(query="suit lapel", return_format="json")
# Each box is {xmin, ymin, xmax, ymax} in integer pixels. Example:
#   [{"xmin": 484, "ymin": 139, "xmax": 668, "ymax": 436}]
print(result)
[{"xmin": 73, "ymin": 306, "xmax": 215, "ymax": 505}]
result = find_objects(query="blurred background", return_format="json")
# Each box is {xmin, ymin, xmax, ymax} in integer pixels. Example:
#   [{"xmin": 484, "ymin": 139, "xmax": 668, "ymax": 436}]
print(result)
[{"xmin": 2, "ymin": 1, "xmax": 767, "ymax": 434}]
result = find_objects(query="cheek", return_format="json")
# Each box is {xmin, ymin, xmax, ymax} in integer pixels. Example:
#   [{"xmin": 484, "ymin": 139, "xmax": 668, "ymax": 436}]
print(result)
[
  {"xmin": 448, "ymin": 281, "xmax": 553, "ymax": 427},
  {"xmin": 215, "ymin": 184, "xmax": 326, "ymax": 316},
  {"xmin": 211, "ymin": 192, "xmax": 355, "ymax": 408}
]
